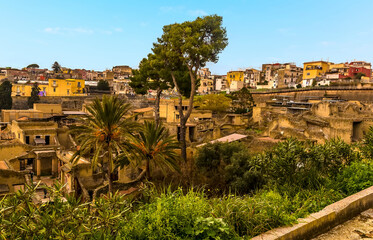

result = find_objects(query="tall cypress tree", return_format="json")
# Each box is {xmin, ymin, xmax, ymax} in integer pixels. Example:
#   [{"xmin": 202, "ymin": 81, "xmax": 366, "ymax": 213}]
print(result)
[
  {"xmin": 27, "ymin": 82, "xmax": 40, "ymax": 108},
  {"xmin": 0, "ymin": 81, "xmax": 13, "ymax": 111}
]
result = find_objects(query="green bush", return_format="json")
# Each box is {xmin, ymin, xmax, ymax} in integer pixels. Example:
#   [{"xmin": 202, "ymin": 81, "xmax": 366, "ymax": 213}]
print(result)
[
  {"xmin": 255, "ymin": 138, "xmax": 359, "ymax": 189},
  {"xmin": 334, "ymin": 161, "xmax": 373, "ymax": 195},
  {"xmin": 196, "ymin": 142, "xmax": 264, "ymax": 193},
  {"xmin": 121, "ymin": 188, "xmax": 236, "ymax": 239},
  {"xmin": 210, "ymin": 187, "xmax": 343, "ymax": 238},
  {"xmin": 224, "ymin": 150, "xmax": 265, "ymax": 194},
  {"xmin": 196, "ymin": 138, "xmax": 361, "ymax": 194}
]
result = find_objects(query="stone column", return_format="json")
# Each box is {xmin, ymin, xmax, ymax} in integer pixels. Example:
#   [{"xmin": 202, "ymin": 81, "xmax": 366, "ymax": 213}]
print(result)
[{"xmin": 36, "ymin": 159, "xmax": 41, "ymax": 177}]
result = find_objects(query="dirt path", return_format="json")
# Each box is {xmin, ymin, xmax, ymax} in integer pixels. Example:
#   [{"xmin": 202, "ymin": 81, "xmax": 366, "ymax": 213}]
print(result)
[{"xmin": 313, "ymin": 209, "xmax": 373, "ymax": 240}]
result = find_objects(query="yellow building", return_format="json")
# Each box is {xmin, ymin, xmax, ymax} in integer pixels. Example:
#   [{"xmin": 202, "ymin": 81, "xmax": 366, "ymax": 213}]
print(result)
[
  {"xmin": 159, "ymin": 99, "xmax": 212, "ymax": 123},
  {"xmin": 12, "ymin": 79, "xmax": 86, "ymax": 97},
  {"xmin": 1, "ymin": 103, "xmax": 63, "ymax": 122},
  {"xmin": 303, "ymin": 61, "xmax": 330, "ymax": 80},
  {"xmin": 47, "ymin": 79, "xmax": 85, "ymax": 96},
  {"xmin": 198, "ymin": 78, "xmax": 214, "ymax": 94},
  {"xmin": 10, "ymin": 120, "xmax": 59, "ymax": 146},
  {"xmin": 226, "ymin": 71, "xmax": 244, "ymax": 86}
]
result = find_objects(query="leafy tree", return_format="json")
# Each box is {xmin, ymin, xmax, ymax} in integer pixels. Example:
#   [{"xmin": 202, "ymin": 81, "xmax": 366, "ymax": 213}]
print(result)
[
  {"xmin": 26, "ymin": 63, "xmax": 39, "ymax": 69},
  {"xmin": 154, "ymin": 15, "xmax": 228, "ymax": 160},
  {"xmin": 355, "ymin": 72, "xmax": 366, "ymax": 80},
  {"xmin": 0, "ymin": 80, "xmax": 12, "ymax": 111},
  {"xmin": 230, "ymin": 87, "xmax": 254, "ymax": 114},
  {"xmin": 132, "ymin": 121, "xmax": 180, "ymax": 178},
  {"xmin": 27, "ymin": 82, "xmax": 40, "ymax": 108},
  {"xmin": 52, "ymin": 61, "xmax": 61, "ymax": 73},
  {"xmin": 195, "ymin": 94, "xmax": 232, "ymax": 113},
  {"xmin": 97, "ymin": 80, "xmax": 110, "ymax": 91},
  {"xmin": 71, "ymin": 95, "xmax": 138, "ymax": 193},
  {"xmin": 130, "ymin": 54, "xmax": 175, "ymax": 125}
]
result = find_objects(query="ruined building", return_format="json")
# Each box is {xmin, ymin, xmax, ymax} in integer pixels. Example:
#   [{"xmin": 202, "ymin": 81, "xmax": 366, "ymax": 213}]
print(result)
[{"xmin": 253, "ymin": 98, "xmax": 373, "ymax": 143}]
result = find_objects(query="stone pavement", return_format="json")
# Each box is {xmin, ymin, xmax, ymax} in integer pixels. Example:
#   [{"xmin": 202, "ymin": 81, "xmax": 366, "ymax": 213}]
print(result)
[{"xmin": 313, "ymin": 209, "xmax": 373, "ymax": 240}]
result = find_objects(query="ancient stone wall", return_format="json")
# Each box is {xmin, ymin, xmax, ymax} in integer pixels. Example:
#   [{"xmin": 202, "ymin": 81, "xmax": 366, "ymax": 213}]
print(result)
[
  {"xmin": 252, "ymin": 89, "xmax": 373, "ymax": 103},
  {"xmin": 11, "ymin": 95, "xmax": 153, "ymax": 110}
]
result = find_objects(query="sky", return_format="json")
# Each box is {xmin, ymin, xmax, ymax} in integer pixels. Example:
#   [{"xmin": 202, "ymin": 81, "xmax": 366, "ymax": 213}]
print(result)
[{"xmin": 1, "ymin": 0, "xmax": 373, "ymax": 75}]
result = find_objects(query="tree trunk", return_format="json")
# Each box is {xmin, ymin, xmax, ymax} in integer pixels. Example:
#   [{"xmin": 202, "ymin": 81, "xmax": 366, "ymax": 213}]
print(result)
[
  {"xmin": 146, "ymin": 158, "xmax": 150, "ymax": 179},
  {"xmin": 155, "ymin": 88, "xmax": 162, "ymax": 126},
  {"xmin": 170, "ymin": 69, "xmax": 197, "ymax": 162},
  {"xmin": 178, "ymin": 66, "xmax": 198, "ymax": 161},
  {"xmin": 108, "ymin": 162, "xmax": 113, "ymax": 194},
  {"xmin": 179, "ymin": 118, "xmax": 187, "ymax": 161},
  {"xmin": 108, "ymin": 147, "xmax": 113, "ymax": 194},
  {"xmin": 177, "ymin": 92, "xmax": 188, "ymax": 161}
]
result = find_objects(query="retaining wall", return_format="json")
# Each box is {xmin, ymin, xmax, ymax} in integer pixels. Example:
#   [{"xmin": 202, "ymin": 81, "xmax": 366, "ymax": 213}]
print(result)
[{"xmin": 252, "ymin": 88, "xmax": 373, "ymax": 103}]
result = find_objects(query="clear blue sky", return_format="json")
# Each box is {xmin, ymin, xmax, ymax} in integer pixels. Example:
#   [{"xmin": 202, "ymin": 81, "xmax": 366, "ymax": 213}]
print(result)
[{"xmin": 1, "ymin": 0, "xmax": 373, "ymax": 75}]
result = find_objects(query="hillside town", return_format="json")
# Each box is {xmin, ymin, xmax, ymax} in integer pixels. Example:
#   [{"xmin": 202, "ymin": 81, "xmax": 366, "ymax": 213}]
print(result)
[{"xmin": 1, "ymin": 60, "xmax": 372, "ymax": 98}]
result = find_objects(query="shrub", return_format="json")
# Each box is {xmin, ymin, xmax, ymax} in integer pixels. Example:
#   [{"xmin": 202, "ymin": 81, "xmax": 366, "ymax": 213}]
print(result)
[
  {"xmin": 334, "ymin": 161, "xmax": 373, "ymax": 195},
  {"xmin": 195, "ymin": 142, "xmax": 224, "ymax": 171},
  {"xmin": 224, "ymin": 150, "xmax": 265, "ymax": 194},
  {"xmin": 211, "ymin": 190, "xmax": 295, "ymax": 237},
  {"xmin": 256, "ymin": 138, "xmax": 320, "ymax": 188},
  {"xmin": 121, "ymin": 188, "xmax": 236, "ymax": 239},
  {"xmin": 196, "ymin": 142, "xmax": 264, "ymax": 193},
  {"xmin": 256, "ymin": 138, "xmax": 359, "ymax": 189}
]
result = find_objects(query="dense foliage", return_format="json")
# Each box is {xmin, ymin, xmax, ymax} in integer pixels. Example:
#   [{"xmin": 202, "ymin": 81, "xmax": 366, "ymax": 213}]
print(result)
[
  {"xmin": 97, "ymin": 80, "xmax": 110, "ymax": 91},
  {"xmin": 230, "ymin": 87, "xmax": 254, "ymax": 114},
  {"xmin": 1, "ymin": 134, "xmax": 373, "ymax": 239},
  {"xmin": 131, "ymin": 121, "xmax": 180, "ymax": 178},
  {"xmin": 195, "ymin": 93, "xmax": 232, "ymax": 113},
  {"xmin": 195, "ymin": 138, "xmax": 361, "ymax": 194},
  {"xmin": 71, "ymin": 95, "xmax": 138, "ymax": 193}
]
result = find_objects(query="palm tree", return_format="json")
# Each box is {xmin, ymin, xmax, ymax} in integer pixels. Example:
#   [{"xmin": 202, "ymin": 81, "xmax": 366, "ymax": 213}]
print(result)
[
  {"xmin": 132, "ymin": 121, "xmax": 180, "ymax": 179},
  {"xmin": 71, "ymin": 95, "xmax": 137, "ymax": 193}
]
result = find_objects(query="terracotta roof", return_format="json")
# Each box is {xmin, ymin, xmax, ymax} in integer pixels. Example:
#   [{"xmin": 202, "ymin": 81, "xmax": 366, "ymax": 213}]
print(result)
[{"xmin": 197, "ymin": 133, "xmax": 248, "ymax": 147}]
